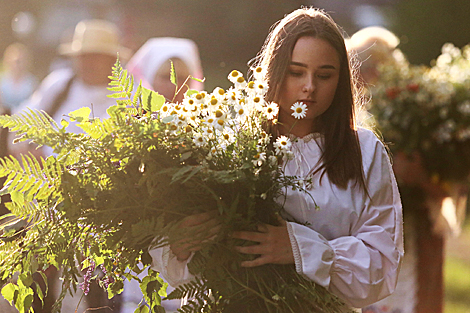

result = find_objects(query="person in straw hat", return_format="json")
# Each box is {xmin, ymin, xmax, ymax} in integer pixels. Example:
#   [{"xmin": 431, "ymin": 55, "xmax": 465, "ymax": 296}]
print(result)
[
  {"xmin": 9, "ymin": 19, "xmax": 131, "ymax": 158},
  {"xmin": 9, "ymin": 19, "xmax": 130, "ymax": 313}
]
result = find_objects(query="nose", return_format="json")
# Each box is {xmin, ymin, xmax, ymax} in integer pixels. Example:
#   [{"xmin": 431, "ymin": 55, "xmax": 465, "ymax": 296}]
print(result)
[{"xmin": 302, "ymin": 76, "xmax": 315, "ymax": 94}]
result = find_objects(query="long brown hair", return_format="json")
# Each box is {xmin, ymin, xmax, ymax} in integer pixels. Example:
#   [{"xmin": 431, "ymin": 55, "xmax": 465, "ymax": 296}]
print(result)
[{"xmin": 251, "ymin": 7, "xmax": 366, "ymax": 189}]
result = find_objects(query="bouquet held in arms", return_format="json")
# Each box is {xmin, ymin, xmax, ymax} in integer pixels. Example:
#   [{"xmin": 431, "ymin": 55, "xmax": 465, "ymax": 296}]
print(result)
[{"xmin": 0, "ymin": 59, "xmax": 347, "ymax": 313}]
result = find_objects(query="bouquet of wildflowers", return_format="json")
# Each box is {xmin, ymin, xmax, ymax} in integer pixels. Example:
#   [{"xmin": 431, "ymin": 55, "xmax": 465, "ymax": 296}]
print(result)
[
  {"xmin": 0, "ymin": 60, "xmax": 346, "ymax": 313},
  {"xmin": 368, "ymin": 43, "xmax": 470, "ymax": 182}
]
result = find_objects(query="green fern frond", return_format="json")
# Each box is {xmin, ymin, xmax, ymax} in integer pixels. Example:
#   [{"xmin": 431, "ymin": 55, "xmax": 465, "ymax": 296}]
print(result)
[
  {"xmin": 0, "ymin": 109, "xmax": 64, "ymax": 152},
  {"xmin": 0, "ymin": 154, "xmax": 62, "ymax": 201},
  {"xmin": 0, "ymin": 108, "xmax": 58, "ymax": 134},
  {"xmin": 167, "ymin": 280, "xmax": 208, "ymax": 301},
  {"xmin": 107, "ymin": 58, "xmax": 134, "ymax": 105}
]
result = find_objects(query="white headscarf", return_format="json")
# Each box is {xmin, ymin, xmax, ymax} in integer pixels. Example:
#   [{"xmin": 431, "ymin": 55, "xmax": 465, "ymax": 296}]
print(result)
[{"xmin": 126, "ymin": 37, "xmax": 204, "ymax": 91}]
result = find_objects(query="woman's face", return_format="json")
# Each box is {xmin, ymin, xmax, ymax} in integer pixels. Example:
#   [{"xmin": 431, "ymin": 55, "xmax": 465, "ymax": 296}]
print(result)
[
  {"xmin": 278, "ymin": 36, "xmax": 340, "ymax": 134},
  {"xmin": 153, "ymin": 58, "xmax": 190, "ymax": 103}
]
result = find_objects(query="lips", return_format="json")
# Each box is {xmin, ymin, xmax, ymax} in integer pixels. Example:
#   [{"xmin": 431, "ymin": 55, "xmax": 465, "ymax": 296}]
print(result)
[{"xmin": 299, "ymin": 100, "xmax": 315, "ymax": 106}]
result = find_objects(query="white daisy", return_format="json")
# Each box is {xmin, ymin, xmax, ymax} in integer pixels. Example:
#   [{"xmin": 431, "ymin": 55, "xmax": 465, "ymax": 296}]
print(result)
[
  {"xmin": 252, "ymin": 152, "xmax": 266, "ymax": 167},
  {"xmin": 252, "ymin": 66, "xmax": 266, "ymax": 81},
  {"xmin": 228, "ymin": 70, "xmax": 242, "ymax": 84},
  {"xmin": 264, "ymin": 102, "xmax": 279, "ymax": 120},
  {"xmin": 273, "ymin": 135, "xmax": 292, "ymax": 155},
  {"xmin": 193, "ymin": 133, "xmax": 207, "ymax": 147},
  {"xmin": 291, "ymin": 102, "xmax": 308, "ymax": 119}
]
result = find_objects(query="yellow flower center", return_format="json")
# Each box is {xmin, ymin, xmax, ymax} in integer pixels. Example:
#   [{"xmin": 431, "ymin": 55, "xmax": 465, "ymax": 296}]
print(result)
[
  {"xmin": 267, "ymin": 108, "xmax": 273, "ymax": 113},
  {"xmin": 188, "ymin": 99, "xmax": 194, "ymax": 105},
  {"xmin": 296, "ymin": 108, "xmax": 303, "ymax": 113},
  {"xmin": 162, "ymin": 106, "xmax": 168, "ymax": 112},
  {"xmin": 223, "ymin": 134, "xmax": 230, "ymax": 140},
  {"xmin": 248, "ymin": 81, "xmax": 255, "ymax": 89},
  {"xmin": 254, "ymin": 97, "xmax": 261, "ymax": 103},
  {"xmin": 231, "ymin": 70, "xmax": 239, "ymax": 77},
  {"xmin": 255, "ymin": 67, "xmax": 262, "ymax": 73},
  {"xmin": 238, "ymin": 108, "xmax": 244, "ymax": 115},
  {"xmin": 218, "ymin": 88, "xmax": 225, "ymax": 95},
  {"xmin": 215, "ymin": 110, "xmax": 223, "ymax": 118},
  {"xmin": 210, "ymin": 98, "xmax": 218, "ymax": 105},
  {"xmin": 237, "ymin": 77, "xmax": 245, "ymax": 83},
  {"xmin": 217, "ymin": 119, "xmax": 225, "ymax": 126},
  {"xmin": 196, "ymin": 93, "xmax": 203, "ymax": 100}
]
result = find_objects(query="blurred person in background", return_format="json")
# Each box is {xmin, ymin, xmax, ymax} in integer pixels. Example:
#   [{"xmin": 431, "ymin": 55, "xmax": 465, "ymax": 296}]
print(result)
[
  {"xmin": 348, "ymin": 26, "xmax": 468, "ymax": 313},
  {"xmin": 127, "ymin": 37, "xmax": 204, "ymax": 102},
  {"xmin": 8, "ymin": 18, "xmax": 131, "ymax": 313},
  {"xmin": 0, "ymin": 42, "xmax": 38, "ymax": 112},
  {"xmin": 9, "ymin": 19, "xmax": 131, "ymax": 159},
  {"xmin": 122, "ymin": 36, "xmax": 204, "ymax": 313},
  {"xmin": 0, "ymin": 43, "xmax": 38, "ymax": 158}
]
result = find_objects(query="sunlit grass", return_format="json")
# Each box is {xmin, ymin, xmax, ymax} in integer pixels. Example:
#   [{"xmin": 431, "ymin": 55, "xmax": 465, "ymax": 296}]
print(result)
[{"xmin": 445, "ymin": 220, "xmax": 470, "ymax": 313}]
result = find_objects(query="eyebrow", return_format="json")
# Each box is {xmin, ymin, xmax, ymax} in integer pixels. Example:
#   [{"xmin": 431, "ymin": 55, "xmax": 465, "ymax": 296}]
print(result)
[{"xmin": 290, "ymin": 61, "xmax": 337, "ymax": 70}]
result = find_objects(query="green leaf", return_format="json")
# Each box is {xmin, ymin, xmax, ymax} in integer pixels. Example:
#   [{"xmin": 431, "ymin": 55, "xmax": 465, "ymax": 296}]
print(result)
[
  {"xmin": 134, "ymin": 305, "xmax": 150, "ymax": 313},
  {"xmin": 170, "ymin": 60, "xmax": 177, "ymax": 87},
  {"xmin": 18, "ymin": 273, "xmax": 33, "ymax": 287},
  {"xmin": 68, "ymin": 107, "xmax": 91, "ymax": 123},
  {"xmin": 107, "ymin": 279, "xmax": 124, "ymax": 299},
  {"xmin": 1, "ymin": 283, "xmax": 18, "ymax": 305},
  {"xmin": 190, "ymin": 76, "xmax": 205, "ymax": 83},
  {"xmin": 142, "ymin": 88, "xmax": 165, "ymax": 113},
  {"xmin": 185, "ymin": 89, "xmax": 199, "ymax": 97}
]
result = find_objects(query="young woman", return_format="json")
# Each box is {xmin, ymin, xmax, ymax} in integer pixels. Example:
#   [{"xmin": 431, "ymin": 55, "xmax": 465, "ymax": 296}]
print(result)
[{"xmin": 150, "ymin": 7, "xmax": 403, "ymax": 311}]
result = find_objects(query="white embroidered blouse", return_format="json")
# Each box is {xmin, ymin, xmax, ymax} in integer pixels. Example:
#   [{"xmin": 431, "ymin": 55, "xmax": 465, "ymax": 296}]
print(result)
[{"xmin": 149, "ymin": 127, "xmax": 404, "ymax": 309}]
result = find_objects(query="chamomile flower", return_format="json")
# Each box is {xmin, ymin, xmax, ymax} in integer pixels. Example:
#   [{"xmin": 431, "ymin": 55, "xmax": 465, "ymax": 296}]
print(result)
[
  {"xmin": 235, "ymin": 76, "xmax": 247, "ymax": 89},
  {"xmin": 291, "ymin": 102, "xmax": 308, "ymax": 119},
  {"xmin": 252, "ymin": 152, "xmax": 267, "ymax": 167},
  {"xmin": 264, "ymin": 102, "xmax": 279, "ymax": 120},
  {"xmin": 255, "ymin": 80, "xmax": 268, "ymax": 96},
  {"xmin": 249, "ymin": 95, "xmax": 265, "ymax": 112},
  {"xmin": 159, "ymin": 102, "xmax": 172, "ymax": 117},
  {"xmin": 208, "ymin": 96, "xmax": 222, "ymax": 112},
  {"xmin": 228, "ymin": 70, "xmax": 242, "ymax": 84},
  {"xmin": 193, "ymin": 133, "xmax": 207, "ymax": 147},
  {"xmin": 213, "ymin": 109, "xmax": 227, "ymax": 130},
  {"xmin": 252, "ymin": 66, "xmax": 266, "ymax": 81},
  {"xmin": 220, "ymin": 129, "xmax": 235, "ymax": 144},
  {"xmin": 274, "ymin": 135, "xmax": 292, "ymax": 155},
  {"xmin": 212, "ymin": 87, "xmax": 226, "ymax": 101},
  {"xmin": 258, "ymin": 131, "xmax": 271, "ymax": 145},
  {"xmin": 246, "ymin": 81, "xmax": 257, "ymax": 96},
  {"xmin": 234, "ymin": 103, "xmax": 248, "ymax": 121}
]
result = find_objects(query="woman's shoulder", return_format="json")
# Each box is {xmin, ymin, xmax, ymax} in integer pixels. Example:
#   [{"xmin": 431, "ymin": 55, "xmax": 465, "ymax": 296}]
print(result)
[
  {"xmin": 356, "ymin": 127, "xmax": 385, "ymax": 149},
  {"xmin": 356, "ymin": 127, "xmax": 390, "ymax": 166}
]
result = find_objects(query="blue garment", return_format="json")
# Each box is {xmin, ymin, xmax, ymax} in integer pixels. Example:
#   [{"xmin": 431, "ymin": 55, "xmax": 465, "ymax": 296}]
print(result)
[{"xmin": 0, "ymin": 73, "xmax": 38, "ymax": 110}]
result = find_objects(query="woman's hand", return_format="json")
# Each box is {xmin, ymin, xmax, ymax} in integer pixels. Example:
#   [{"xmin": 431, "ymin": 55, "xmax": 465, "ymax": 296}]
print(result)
[
  {"xmin": 170, "ymin": 211, "xmax": 221, "ymax": 262},
  {"xmin": 232, "ymin": 218, "xmax": 294, "ymax": 267}
]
